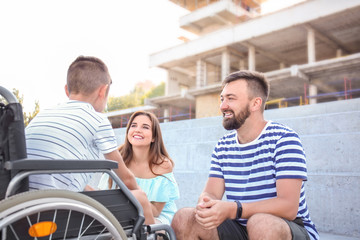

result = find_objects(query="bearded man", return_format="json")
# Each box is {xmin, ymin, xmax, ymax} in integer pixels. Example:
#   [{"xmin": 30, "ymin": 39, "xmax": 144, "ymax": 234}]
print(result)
[{"xmin": 171, "ymin": 70, "xmax": 319, "ymax": 240}]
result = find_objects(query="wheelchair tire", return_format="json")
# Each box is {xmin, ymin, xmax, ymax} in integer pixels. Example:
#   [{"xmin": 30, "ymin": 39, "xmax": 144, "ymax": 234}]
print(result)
[{"xmin": 0, "ymin": 189, "xmax": 128, "ymax": 239}]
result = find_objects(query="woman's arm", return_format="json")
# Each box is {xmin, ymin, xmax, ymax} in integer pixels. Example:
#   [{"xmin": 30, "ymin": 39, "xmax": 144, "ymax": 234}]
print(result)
[{"xmin": 150, "ymin": 201, "xmax": 166, "ymax": 217}]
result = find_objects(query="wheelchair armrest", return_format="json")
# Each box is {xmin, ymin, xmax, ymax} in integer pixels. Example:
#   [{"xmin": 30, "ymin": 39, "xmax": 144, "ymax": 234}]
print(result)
[{"xmin": 5, "ymin": 159, "xmax": 118, "ymax": 171}]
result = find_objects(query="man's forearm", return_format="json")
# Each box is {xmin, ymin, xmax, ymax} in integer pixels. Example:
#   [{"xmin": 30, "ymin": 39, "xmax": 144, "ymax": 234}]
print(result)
[{"xmin": 198, "ymin": 191, "xmax": 220, "ymax": 203}]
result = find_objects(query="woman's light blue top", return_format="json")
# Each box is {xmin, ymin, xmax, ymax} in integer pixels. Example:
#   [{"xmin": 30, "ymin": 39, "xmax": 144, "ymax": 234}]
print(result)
[
  {"xmin": 97, "ymin": 172, "xmax": 180, "ymax": 225},
  {"xmin": 136, "ymin": 172, "xmax": 180, "ymax": 224}
]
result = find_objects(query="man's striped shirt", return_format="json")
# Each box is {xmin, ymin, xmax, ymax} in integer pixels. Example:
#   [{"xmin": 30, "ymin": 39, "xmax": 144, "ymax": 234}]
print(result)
[
  {"xmin": 209, "ymin": 121, "xmax": 319, "ymax": 240},
  {"xmin": 25, "ymin": 100, "xmax": 118, "ymax": 191}
]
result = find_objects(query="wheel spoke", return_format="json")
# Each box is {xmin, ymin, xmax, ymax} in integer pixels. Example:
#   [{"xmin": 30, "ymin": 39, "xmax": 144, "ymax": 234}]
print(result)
[
  {"xmin": 94, "ymin": 227, "xmax": 107, "ymax": 240},
  {"xmin": 8, "ymin": 224, "xmax": 20, "ymax": 240},
  {"xmin": 79, "ymin": 218, "xmax": 96, "ymax": 237},
  {"xmin": 63, "ymin": 210, "xmax": 72, "ymax": 240},
  {"xmin": 49, "ymin": 209, "xmax": 57, "ymax": 240},
  {"xmin": 78, "ymin": 213, "xmax": 86, "ymax": 238}
]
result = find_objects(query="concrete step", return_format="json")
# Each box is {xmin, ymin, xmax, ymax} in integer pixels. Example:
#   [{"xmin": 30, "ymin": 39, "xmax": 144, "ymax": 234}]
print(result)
[{"xmin": 320, "ymin": 232, "xmax": 359, "ymax": 240}]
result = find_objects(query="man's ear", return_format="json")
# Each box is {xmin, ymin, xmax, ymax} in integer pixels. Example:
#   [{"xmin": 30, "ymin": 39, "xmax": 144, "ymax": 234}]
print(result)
[
  {"xmin": 65, "ymin": 85, "xmax": 70, "ymax": 97},
  {"xmin": 251, "ymin": 97, "xmax": 263, "ymax": 112}
]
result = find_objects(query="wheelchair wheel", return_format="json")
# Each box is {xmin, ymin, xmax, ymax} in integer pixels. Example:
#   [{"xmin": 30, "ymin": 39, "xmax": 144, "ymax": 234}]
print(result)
[{"xmin": 0, "ymin": 189, "xmax": 128, "ymax": 239}]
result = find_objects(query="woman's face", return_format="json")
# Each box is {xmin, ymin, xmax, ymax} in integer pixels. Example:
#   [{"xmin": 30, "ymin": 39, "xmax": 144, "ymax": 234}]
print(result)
[{"xmin": 127, "ymin": 115, "xmax": 154, "ymax": 147}]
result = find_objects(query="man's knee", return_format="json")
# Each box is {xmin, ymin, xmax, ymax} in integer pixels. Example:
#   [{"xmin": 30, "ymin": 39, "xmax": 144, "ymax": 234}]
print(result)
[
  {"xmin": 247, "ymin": 213, "xmax": 273, "ymax": 230},
  {"xmin": 171, "ymin": 208, "xmax": 195, "ymax": 231},
  {"xmin": 247, "ymin": 213, "xmax": 290, "ymax": 239}
]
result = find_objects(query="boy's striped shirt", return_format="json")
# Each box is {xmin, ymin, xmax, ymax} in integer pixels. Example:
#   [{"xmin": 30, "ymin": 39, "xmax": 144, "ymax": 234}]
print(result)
[{"xmin": 26, "ymin": 100, "xmax": 118, "ymax": 191}]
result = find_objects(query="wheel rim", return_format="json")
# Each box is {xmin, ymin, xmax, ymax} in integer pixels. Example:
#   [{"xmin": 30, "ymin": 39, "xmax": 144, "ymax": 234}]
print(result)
[{"xmin": 0, "ymin": 190, "xmax": 128, "ymax": 239}]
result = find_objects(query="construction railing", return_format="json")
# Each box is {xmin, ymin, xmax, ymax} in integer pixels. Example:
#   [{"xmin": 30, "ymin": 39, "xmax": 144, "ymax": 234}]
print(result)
[{"xmin": 266, "ymin": 88, "xmax": 360, "ymax": 109}]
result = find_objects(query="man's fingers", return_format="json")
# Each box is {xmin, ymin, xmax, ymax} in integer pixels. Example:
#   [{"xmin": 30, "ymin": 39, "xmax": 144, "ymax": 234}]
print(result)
[
  {"xmin": 195, "ymin": 216, "xmax": 217, "ymax": 230},
  {"xmin": 197, "ymin": 199, "xmax": 214, "ymax": 209},
  {"xmin": 195, "ymin": 212, "xmax": 217, "ymax": 228}
]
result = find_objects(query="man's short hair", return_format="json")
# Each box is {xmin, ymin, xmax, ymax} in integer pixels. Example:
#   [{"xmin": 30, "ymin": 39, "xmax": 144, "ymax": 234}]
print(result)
[
  {"xmin": 223, "ymin": 70, "xmax": 269, "ymax": 110},
  {"xmin": 67, "ymin": 56, "xmax": 112, "ymax": 95}
]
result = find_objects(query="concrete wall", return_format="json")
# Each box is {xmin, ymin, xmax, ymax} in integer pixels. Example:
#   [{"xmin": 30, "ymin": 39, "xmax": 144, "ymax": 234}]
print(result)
[
  {"xmin": 167, "ymin": 70, "xmax": 194, "ymax": 96},
  {"xmin": 195, "ymin": 93, "xmax": 221, "ymax": 118},
  {"xmin": 113, "ymin": 98, "xmax": 360, "ymax": 238}
]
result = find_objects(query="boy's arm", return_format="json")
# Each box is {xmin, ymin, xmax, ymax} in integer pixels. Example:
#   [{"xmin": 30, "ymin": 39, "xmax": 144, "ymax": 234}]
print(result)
[{"xmin": 104, "ymin": 150, "xmax": 139, "ymax": 190}]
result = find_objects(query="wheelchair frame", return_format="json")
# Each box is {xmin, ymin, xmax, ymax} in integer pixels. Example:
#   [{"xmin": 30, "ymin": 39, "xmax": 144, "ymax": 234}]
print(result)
[{"xmin": 0, "ymin": 86, "xmax": 176, "ymax": 240}]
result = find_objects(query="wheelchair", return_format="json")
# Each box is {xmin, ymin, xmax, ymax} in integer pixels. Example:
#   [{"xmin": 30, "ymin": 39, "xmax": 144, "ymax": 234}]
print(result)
[{"xmin": 0, "ymin": 86, "xmax": 176, "ymax": 240}]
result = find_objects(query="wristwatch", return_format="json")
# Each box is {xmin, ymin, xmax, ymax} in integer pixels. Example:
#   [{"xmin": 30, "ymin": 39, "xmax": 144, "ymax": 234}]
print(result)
[{"xmin": 235, "ymin": 200, "xmax": 243, "ymax": 219}]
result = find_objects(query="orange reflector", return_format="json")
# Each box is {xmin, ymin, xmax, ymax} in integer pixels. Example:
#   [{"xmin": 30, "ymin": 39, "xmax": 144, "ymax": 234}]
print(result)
[{"xmin": 28, "ymin": 221, "xmax": 57, "ymax": 237}]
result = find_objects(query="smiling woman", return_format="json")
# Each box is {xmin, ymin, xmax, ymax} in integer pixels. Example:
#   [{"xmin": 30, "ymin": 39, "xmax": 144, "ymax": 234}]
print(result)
[
  {"xmin": 128, "ymin": 114, "xmax": 154, "ymax": 148},
  {"xmin": 99, "ymin": 110, "xmax": 180, "ymax": 225}
]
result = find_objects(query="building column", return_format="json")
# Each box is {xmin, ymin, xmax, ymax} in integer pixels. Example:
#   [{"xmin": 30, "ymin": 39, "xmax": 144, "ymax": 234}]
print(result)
[
  {"xmin": 248, "ymin": 45, "xmax": 256, "ymax": 71},
  {"xmin": 309, "ymin": 84, "xmax": 318, "ymax": 105},
  {"xmin": 196, "ymin": 59, "xmax": 207, "ymax": 88},
  {"xmin": 164, "ymin": 108, "xmax": 169, "ymax": 123},
  {"xmin": 221, "ymin": 50, "xmax": 230, "ymax": 80},
  {"xmin": 239, "ymin": 59, "xmax": 246, "ymax": 70},
  {"xmin": 307, "ymin": 28, "xmax": 316, "ymax": 63},
  {"xmin": 307, "ymin": 28, "xmax": 317, "ymax": 104}
]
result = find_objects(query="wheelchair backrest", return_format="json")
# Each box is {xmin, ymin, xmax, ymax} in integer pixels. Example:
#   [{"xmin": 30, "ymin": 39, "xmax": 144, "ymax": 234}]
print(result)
[{"xmin": 0, "ymin": 86, "xmax": 28, "ymax": 200}]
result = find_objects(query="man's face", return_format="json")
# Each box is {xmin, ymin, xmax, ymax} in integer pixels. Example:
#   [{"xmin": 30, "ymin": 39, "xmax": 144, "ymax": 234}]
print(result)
[{"xmin": 220, "ymin": 80, "xmax": 251, "ymax": 130}]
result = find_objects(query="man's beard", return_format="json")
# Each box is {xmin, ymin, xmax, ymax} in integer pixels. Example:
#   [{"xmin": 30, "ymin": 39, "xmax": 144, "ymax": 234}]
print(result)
[{"xmin": 222, "ymin": 106, "xmax": 251, "ymax": 130}]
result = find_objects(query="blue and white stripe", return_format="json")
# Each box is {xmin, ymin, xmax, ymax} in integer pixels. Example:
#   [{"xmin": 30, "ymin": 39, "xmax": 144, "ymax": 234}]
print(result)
[
  {"xmin": 26, "ymin": 100, "xmax": 118, "ymax": 191},
  {"xmin": 209, "ymin": 121, "xmax": 319, "ymax": 240}
]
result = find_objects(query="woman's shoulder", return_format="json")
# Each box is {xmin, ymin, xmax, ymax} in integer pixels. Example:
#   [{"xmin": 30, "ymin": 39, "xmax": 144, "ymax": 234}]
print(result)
[{"xmin": 154, "ymin": 158, "xmax": 173, "ymax": 175}]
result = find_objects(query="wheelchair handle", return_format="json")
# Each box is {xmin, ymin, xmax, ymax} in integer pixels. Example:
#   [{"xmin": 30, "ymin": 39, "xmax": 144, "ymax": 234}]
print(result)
[{"xmin": 0, "ymin": 86, "xmax": 18, "ymax": 104}]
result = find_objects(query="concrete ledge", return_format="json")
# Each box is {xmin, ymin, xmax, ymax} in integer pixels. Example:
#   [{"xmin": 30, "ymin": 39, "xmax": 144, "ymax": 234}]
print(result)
[{"xmin": 319, "ymin": 232, "xmax": 360, "ymax": 240}]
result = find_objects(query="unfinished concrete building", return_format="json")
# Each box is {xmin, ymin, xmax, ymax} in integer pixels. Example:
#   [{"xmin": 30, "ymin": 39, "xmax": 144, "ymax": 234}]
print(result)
[{"xmin": 146, "ymin": 0, "xmax": 360, "ymax": 120}]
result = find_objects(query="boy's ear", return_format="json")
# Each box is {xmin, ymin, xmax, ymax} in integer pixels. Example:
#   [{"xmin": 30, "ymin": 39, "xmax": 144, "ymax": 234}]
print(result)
[
  {"xmin": 98, "ymin": 84, "xmax": 108, "ymax": 98},
  {"xmin": 65, "ymin": 85, "xmax": 70, "ymax": 97}
]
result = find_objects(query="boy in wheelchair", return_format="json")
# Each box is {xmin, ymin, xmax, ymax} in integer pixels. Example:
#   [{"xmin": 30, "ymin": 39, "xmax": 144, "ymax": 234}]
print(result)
[{"xmin": 0, "ymin": 56, "xmax": 176, "ymax": 239}]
